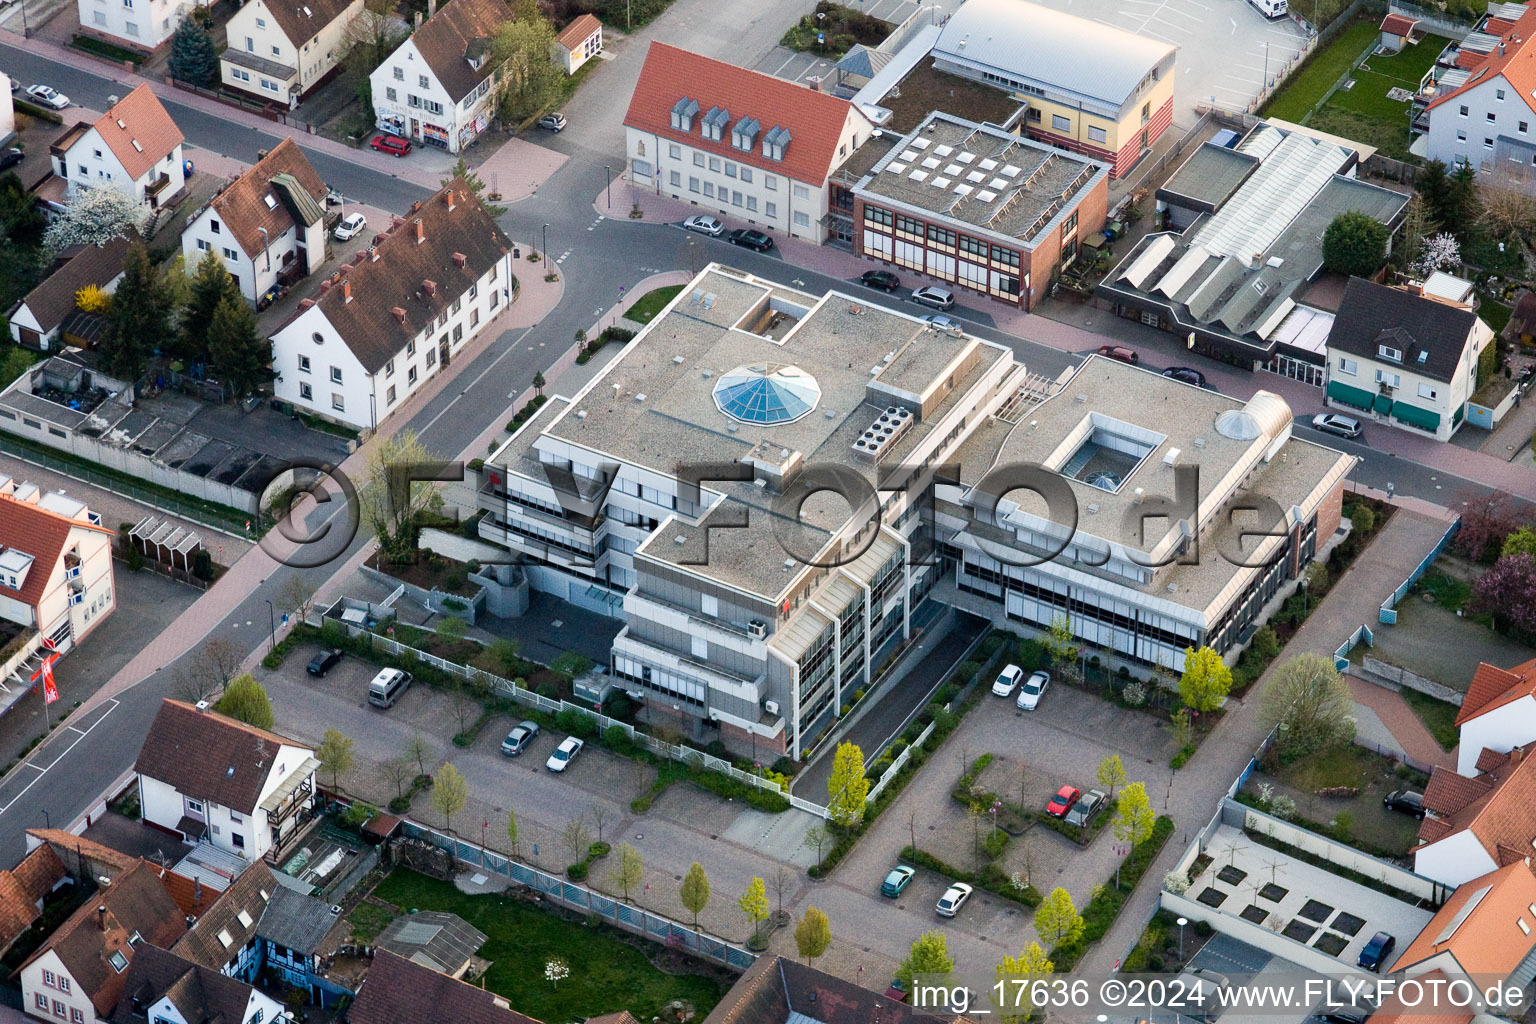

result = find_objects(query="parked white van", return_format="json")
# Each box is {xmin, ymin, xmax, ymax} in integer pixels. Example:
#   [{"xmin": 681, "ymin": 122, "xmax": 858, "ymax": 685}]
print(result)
[
  {"xmin": 1250, "ymin": 0, "xmax": 1288, "ymax": 18},
  {"xmin": 368, "ymin": 668, "xmax": 412, "ymax": 708}
]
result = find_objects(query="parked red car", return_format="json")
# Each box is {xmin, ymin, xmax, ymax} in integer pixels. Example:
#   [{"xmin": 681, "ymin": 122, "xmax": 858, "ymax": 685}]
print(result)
[
  {"xmin": 1046, "ymin": 784, "xmax": 1080, "ymax": 818},
  {"xmin": 1095, "ymin": 344, "xmax": 1140, "ymax": 365},
  {"xmin": 370, "ymin": 134, "xmax": 412, "ymax": 157}
]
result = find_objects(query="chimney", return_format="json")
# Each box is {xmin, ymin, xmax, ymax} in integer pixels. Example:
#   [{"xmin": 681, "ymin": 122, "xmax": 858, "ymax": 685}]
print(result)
[
  {"xmin": 391, "ymin": 307, "xmax": 407, "ymax": 324},
  {"xmin": 444, "ymin": 190, "xmax": 456, "ymax": 211},
  {"xmin": 427, "ymin": 0, "xmax": 436, "ymax": 15},
  {"xmin": 343, "ymin": 280, "xmax": 352, "ymax": 303},
  {"xmin": 370, "ymin": 247, "xmax": 381, "ymax": 262},
  {"xmin": 97, "ymin": 906, "xmax": 107, "ymax": 932},
  {"xmin": 413, "ymin": 9, "xmax": 421, "ymax": 26},
  {"xmin": 193, "ymin": 878, "xmax": 202, "ymax": 902},
  {"xmin": 410, "ymin": 200, "xmax": 422, "ymax": 214},
  {"xmin": 452, "ymin": 252, "xmax": 466, "ymax": 268},
  {"xmin": 422, "ymin": 279, "xmax": 437, "ymax": 297},
  {"xmin": 414, "ymin": 219, "xmax": 424, "ymax": 244},
  {"xmin": 1513, "ymin": 746, "xmax": 1526, "ymax": 765},
  {"xmin": 299, "ymin": 298, "xmax": 315, "ymax": 310},
  {"xmin": 256, "ymin": 149, "xmax": 269, "ymax": 162}
]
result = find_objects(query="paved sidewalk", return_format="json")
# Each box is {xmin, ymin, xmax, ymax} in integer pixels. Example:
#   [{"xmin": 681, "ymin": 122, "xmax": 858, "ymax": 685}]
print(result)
[
  {"xmin": 1347, "ymin": 674, "xmax": 1457, "ymax": 770},
  {"xmin": 1077, "ymin": 505, "xmax": 1457, "ymax": 975}
]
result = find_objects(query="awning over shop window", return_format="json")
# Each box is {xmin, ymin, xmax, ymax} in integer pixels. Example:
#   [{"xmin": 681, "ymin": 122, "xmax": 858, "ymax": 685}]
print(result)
[
  {"xmin": 1392, "ymin": 401, "xmax": 1441, "ymax": 431},
  {"xmin": 1373, "ymin": 392, "xmax": 1393, "ymax": 414},
  {"xmin": 1326, "ymin": 380, "xmax": 1375, "ymax": 410}
]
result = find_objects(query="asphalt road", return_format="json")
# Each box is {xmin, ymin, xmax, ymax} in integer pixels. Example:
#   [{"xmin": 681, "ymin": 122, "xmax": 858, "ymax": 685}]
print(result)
[{"xmin": 0, "ymin": 41, "xmax": 1521, "ymax": 866}]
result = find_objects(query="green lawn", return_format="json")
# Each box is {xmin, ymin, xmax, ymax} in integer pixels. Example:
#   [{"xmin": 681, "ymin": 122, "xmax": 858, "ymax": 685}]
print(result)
[
  {"xmin": 1479, "ymin": 295, "xmax": 1514, "ymax": 335},
  {"xmin": 370, "ymin": 870, "xmax": 727, "ymax": 1022},
  {"xmin": 1278, "ymin": 743, "xmax": 1384, "ymax": 791},
  {"xmin": 1264, "ymin": 20, "xmax": 1379, "ymax": 122},
  {"xmin": 1414, "ymin": 569, "xmax": 1472, "ymax": 612},
  {"xmin": 1308, "ymin": 35, "xmax": 1448, "ymax": 159},
  {"xmin": 624, "ymin": 284, "xmax": 684, "ymax": 325},
  {"xmin": 1400, "ymin": 688, "xmax": 1461, "ymax": 752},
  {"xmin": 346, "ymin": 902, "xmax": 398, "ymax": 942}
]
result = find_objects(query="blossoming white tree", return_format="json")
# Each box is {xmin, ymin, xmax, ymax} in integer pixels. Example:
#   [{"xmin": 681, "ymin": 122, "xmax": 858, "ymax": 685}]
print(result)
[
  {"xmin": 545, "ymin": 958, "xmax": 569, "ymax": 989},
  {"xmin": 1412, "ymin": 232, "xmax": 1462, "ymax": 277},
  {"xmin": 43, "ymin": 186, "xmax": 142, "ymax": 253}
]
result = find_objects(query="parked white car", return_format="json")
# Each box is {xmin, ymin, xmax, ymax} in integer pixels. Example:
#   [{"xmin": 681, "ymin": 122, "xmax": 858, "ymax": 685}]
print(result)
[
  {"xmin": 1015, "ymin": 670, "xmax": 1050, "ymax": 710},
  {"xmin": 25, "ymin": 85, "xmax": 68, "ymax": 109},
  {"xmin": 334, "ymin": 212, "xmax": 368, "ymax": 241},
  {"xmin": 546, "ymin": 736, "xmax": 584, "ymax": 772},
  {"xmin": 684, "ymin": 214, "xmax": 724, "ymax": 237},
  {"xmin": 935, "ymin": 882, "xmax": 973, "ymax": 917},
  {"xmin": 991, "ymin": 663, "xmax": 1023, "ymax": 697}
]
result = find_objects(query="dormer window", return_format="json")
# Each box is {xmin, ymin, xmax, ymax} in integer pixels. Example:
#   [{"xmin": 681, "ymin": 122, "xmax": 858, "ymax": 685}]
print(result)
[
  {"xmin": 670, "ymin": 96, "xmax": 698, "ymax": 133},
  {"xmin": 762, "ymin": 125, "xmax": 791, "ymax": 161},
  {"xmin": 732, "ymin": 116, "xmax": 760, "ymax": 152},
  {"xmin": 701, "ymin": 105, "xmax": 729, "ymax": 142},
  {"xmin": 1378, "ymin": 345, "xmax": 1402, "ymax": 361}
]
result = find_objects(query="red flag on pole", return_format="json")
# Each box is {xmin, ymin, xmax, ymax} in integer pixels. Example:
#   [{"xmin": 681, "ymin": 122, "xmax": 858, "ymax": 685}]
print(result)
[{"xmin": 31, "ymin": 653, "xmax": 59, "ymax": 705}]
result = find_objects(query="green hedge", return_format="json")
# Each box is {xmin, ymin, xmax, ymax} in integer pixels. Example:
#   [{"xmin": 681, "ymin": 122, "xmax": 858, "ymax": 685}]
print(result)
[
  {"xmin": 1050, "ymin": 815, "xmax": 1175, "ymax": 970},
  {"xmin": 630, "ymin": 759, "xmax": 790, "ymax": 814}
]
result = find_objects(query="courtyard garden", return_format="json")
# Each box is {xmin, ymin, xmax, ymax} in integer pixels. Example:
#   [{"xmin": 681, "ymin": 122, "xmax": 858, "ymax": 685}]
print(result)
[{"xmin": 363, "ymin": 868, "xmax": 729, "ymax": 1022}]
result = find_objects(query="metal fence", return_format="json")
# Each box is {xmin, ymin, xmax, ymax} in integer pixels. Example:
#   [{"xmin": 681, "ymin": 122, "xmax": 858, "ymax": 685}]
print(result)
[
  {"xmin": 1388, "ymin": 0, "xmax": 1478, "ymax": 39},
  {"xmin": 866, "ymin": 718, "xmax": 937, "ymax": 804},
  {"xmin": 397, "ymin": 819, "xmax": 758, "ymax": 971},
  {"xmin": 1334, "ymin": 622, "xmax": 1375, "ymax": 670},
  {"xmin": 340, "ymin": 626, "xmax": 831, "ymax": 817},
  {"xmin": 1379, "ymin": 517, "xmax": 1461, "ymax": 624}
]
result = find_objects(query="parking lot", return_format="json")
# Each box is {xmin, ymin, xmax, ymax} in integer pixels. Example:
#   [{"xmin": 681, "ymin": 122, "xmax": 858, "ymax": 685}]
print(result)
[
  {"xmin": 1039, "ymin": 0, "xmax": 1308, "ymax": 122},
  {"xmin": 840, "ymin": 679, "xmax": 1183, "ymax": 960}
]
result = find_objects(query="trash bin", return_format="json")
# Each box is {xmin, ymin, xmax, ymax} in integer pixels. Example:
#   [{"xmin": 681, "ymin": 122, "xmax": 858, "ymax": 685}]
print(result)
[{"xmin": 513, "ymin": 247, "xmax": 521, "ymax": 259}]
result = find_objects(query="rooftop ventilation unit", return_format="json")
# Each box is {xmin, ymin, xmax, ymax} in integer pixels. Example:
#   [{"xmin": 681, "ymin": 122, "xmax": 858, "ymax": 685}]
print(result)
[
  {"xmin": 748, "ymin": 620, "xmax": 767, "ymax": 639},
  {"xmin": 1163, "ymin": 447, "xmax": 1181, "ymax": 466},
  {"xmin": 673, "ymin": 355, "xmax": 685, "ymax": 364},
  {"xmin": 852, "ymin": 405, "xmax": 913, "ymax": 462},
  {"xmin": 674, "ymin": 534, "xmax": 688, "ymax": 545}
]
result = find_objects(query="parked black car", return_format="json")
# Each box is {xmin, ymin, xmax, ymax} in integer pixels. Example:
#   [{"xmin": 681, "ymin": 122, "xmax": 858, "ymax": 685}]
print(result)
[
  {"xmin": 859, "ymin": 270, "xmax": 902, "ymax": 292},
  {"xmin": 1162, "ymin": 366, "xmax": 1207, "ymax": 388},
  {"xmin": 1357, "ymin": 931, "xmax": 1395, "ymax": 972},
  {"xmin": 728, "ymin": 229, "xmax": 775, "ymax": 252},
  {"xmin": 1382, "ymin": 790, "xmax": 1424, "ymax": 818},
  {"xmin": 0, "ymin": 148, "xmax": 23, "ymax": 171},
  {"xmin": 306, "ymin": 649, "xmax": 343, "ymax": 677}
]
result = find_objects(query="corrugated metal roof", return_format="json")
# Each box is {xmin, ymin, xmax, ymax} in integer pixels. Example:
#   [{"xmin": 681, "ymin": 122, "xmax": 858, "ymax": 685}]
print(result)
[
  {"xmin": 933, "ymin": 0, "xmax": 1176, "ymax": 111},
  {"xmin": 1192, "ymin": 131, "xmax": 1348, "ymax": 262}
]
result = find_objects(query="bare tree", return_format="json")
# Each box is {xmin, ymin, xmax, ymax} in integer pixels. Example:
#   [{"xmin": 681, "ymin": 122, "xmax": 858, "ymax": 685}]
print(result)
[
  {"xmin": 907, "ymin": 808, "xmax": 919, "ymax": 856},
  {"xmin": 447, "ymin": 684, "xmax": 482, "ymax": 734},
  {"xmin": 1481, "ymin": 164, "xmax": 1536, "ymax": 240},
  {"xmin": 403, "ymin": 734, "xmax": 430, "ymax": 777},
  {"xmin": 380, "ymin": 756, "xmax": 413, "ymax": 800},
  {"xmin": 591, "ymin": 803, "xmax": 611, "ymax": 845},
  {"xmin": 770, "ymin": 865, "xmax": 793, "ymax": 922},
  {"xmin": 173, "ymin": 634, "xmax": 244, "ymax": 703},
  {"xmin": 562, "ymin": 815, "xmax": 592, "ymax": 863},
  {"xmin": 279, "ymin": 574, "xmax": 318, "ymax": 622}
]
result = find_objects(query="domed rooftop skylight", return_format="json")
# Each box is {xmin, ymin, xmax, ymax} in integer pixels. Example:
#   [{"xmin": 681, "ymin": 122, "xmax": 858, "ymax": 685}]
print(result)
[{"xmin": 713, "ymin": 364, "xmax": 821, "ymax": 425}]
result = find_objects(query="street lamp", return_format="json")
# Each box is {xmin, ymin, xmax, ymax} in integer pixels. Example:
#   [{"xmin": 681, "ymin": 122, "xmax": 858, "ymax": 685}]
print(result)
[
  {"xmin": 542, "ymin": 224, "xmax": 549, "ymax": 271},
  {"xmin": 1177, "ymin": 916, "xmax": 1188, "ymax": 959},
  {"xmin": 264, "ymin": 599, "xmax": 276, "ymax": 652},
  {"xmin": 604, "ymin": 165, "xmax": 612, "ymax": 210}
]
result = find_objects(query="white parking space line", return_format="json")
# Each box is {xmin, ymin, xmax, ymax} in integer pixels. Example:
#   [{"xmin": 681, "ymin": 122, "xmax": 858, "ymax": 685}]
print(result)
[{"xmin": 0, "ymin": 698, "xmax": 121, "ymax": 815}]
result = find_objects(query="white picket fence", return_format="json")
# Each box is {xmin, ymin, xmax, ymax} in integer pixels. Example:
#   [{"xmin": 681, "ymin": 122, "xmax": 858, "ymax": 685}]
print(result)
[{"xmin": 866, "ymin": 718, "xmax": 938, "ymax": 804}]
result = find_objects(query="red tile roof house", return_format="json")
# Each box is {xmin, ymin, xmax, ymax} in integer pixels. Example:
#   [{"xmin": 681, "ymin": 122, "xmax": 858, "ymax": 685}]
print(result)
[
  {"xmin": 1420, "ymin": 6, "xmax": 1536, "ymax": 177},
  {"xmin": 624, "ymin": 42, "xmax": 875, "ymax": 244},
  {"xmin": 16, "ymin": 859, "xmax": 187, "ymax": 1024},
  {"xmin": 1415, "ymin": 743, "xmax": 1536, "ymax": 887},
  {"xmin": 133, "ymin": 699, "xmax": 319, "ymax": 866},
  {"xmin": 1388, "ymin": 859, "xmax": 1536, "ymax": 995},
  {"xmin": 268, "ymin": 180, "xmax": 513, "ymax": 432},
  {"xmin": 0, "ymin": 477, "xmax": 116, "ymax": 677},
  {"xmin": 47, "ymin": 85, "xmax": 185, "ymax": 214},
  {"xmin": 1453, "ymin": 657, "xmax": 1536, "ymax": 776}
]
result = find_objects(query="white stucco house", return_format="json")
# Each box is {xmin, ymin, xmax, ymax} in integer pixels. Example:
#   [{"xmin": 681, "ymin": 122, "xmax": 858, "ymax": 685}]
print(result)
[
  {"xmin": 1454, "ymin": 658, "xmax": 1536, "ymax": 776},
  {"xmin": 0, "ymin": 73, "xmax": 15, "ymax": 148},
  {"xmin": 622, "ymin": 41, "xmax": 874, "ymax": 244},
  {"xmin": 220, "ymin": 0, "xmax": 364, "ymax": 107},
  {"xmin": 179, "ymin": 137, "xmax": 330, "ymax": 307},
  {"xmin": 1324, "ymin": 277, "xmax": 1494, "ymax": 442},
  {"xmin": 269, "ymin": 180, "xmax": 513, "ymax": 431},
  {"xmin": 1420, "ymin": 6, "xmax": 1536, "ymax": 176},
  {"xmin": 115, "ymin": 946, "xmax": 287, "ymax": 1024},
  {"xmin": 49, "ymin": 85, "xmax": 185, "ymax": 212},
  {"xmin": 76, "ymin": 0, "xmax": 203, "ymax": 52},
  {"xmin": 8, "ymin": 235, "xmax": 132, "ymax": 351},
  {"xmin": 133, "ymin": 699, "xmax": 319, "ymax": 864},
  {"xmin": 368, "ymin": 0, "xmax": 510, "ymax": 153},
  {"xmin": 0, "ymin": 477, "xmax": 116, "ymax": 655},
  {"xmin": 1416, "ymin": 742, "xmax": 1536, "ymax": 888}
]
